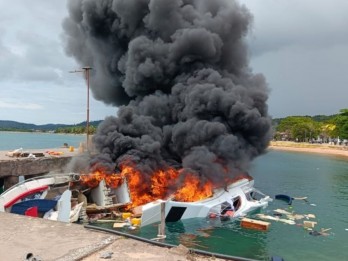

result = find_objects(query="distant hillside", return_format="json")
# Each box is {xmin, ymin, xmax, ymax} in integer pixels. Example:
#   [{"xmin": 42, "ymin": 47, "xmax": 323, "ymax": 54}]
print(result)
[{"xmin": 0, "ymin": 120, "xmax": 103, "ymax": 132}]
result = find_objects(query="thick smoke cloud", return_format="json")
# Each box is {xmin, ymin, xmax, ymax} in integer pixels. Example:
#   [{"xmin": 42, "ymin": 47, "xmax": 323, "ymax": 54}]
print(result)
[{"xmin": 63, "ymin": 0, "xmax": 272, "ymax": 187}]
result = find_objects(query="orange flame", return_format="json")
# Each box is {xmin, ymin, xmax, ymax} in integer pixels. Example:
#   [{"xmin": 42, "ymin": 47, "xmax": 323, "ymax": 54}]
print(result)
[
  {"xmin": 79, "ymin": 160, "xmax": 246, "ymax": 209},
  {"xmin": 80, "ymin": 168, "xmax": 122, "ymax": 189},
  {"xmin": 174, "ymin": 174, "xmax": 213, "ymax": 202}
]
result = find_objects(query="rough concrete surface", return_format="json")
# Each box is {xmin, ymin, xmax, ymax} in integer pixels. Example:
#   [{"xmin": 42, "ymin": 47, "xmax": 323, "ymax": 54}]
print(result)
[
  {"xmin": 80, "ymin": 236, "xmax": 226, "ymax": 261},
  {"xmin": 0, "ymin": 148, "xmax": 80, "ymax": 178},
  {"xmin": 0, "ymin": 213, "xmax": 228, "ymax": 261},
  {"xmin": 0, "ymin": 212, "xmax": 116, "ymax": 261}
]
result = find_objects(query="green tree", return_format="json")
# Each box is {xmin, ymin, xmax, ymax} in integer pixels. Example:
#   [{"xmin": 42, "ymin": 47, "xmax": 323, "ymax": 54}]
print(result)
[
  {"xmin": 276, "ymin": 116, "xmax": 321, "ymax": 141},
  {"xmin": 332, "ymin": 109, "xmax": 348, "ymax": 139}
]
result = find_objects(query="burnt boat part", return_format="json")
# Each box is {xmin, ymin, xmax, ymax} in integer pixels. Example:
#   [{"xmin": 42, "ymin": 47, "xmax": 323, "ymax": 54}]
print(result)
[{"xmin": 140, "ymin": 178, "xmax": 272, "ymax": 227}]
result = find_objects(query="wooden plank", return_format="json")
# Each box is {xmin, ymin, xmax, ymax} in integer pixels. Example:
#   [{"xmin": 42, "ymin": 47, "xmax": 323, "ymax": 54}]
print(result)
[
  {"xmin": 303, "ymin": 220, "xmax": 317, "ymax": 228},
  {"xmin": 241, "ymin": 217, "xmax": 270, "ymax": 231}
]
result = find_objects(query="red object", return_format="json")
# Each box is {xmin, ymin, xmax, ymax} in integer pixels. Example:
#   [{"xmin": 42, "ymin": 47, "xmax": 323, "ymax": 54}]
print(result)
[
  {"xmin": 4, "ymin": 185, "xmax": 49, "ymax": 209},
  {"xmin": 225, "ymin": 210, "xmax": 234, "ymax": 217},
  {"xmin": 209, "ymin": 213, "xmax": 217, "ymax": 218},
  {"xmin": 25, "ymin": 206, "xmax": 38, "ymax": 217}
]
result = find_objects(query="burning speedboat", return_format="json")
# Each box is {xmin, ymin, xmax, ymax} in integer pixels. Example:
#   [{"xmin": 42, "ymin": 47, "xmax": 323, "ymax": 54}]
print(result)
[
  {"xmin": 78, "ymin": 168, "xmax": 271, "ymax": 227},
  {"xmin": 140, "ymin": 177, "xmax": 271, "ymax": 227},
  {"xmin": 0, "ymin": 167, "xmax": 271, "ymax": 228},
  {"xmin": 71, "ymin": 161, "xmax": 272, "ymax": 227}
]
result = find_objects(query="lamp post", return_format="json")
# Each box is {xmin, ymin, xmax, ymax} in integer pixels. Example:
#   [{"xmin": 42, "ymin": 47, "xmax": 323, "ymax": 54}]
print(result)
[{"xmin": 69, "ymin": 66, "xmax": 93, "ymax": 151}]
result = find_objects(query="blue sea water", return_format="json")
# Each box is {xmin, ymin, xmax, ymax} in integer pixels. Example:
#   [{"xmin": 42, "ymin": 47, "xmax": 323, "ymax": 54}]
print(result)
[
  {"xmin": 0, "ymin": 131, "xmax": 85, "ymax": 151},
  {"xmin": 1, "ymin": 132, "xmax": 348, "ymax": 260}
]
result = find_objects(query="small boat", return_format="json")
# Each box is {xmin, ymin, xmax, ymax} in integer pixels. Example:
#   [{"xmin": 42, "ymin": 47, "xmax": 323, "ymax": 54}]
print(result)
[
  {"xmin": 140, "ymin": 178, "xmax": 272, "ymax": 227},
  {"xmin": 0, "ymin": 174, "xmax": 76, "ymax": 222}
]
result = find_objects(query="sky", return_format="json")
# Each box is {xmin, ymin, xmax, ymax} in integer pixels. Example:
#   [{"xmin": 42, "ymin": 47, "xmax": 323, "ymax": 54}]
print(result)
[{"xmin": 0, "ymin": 0, "xmax": 347, "ymax": 125}]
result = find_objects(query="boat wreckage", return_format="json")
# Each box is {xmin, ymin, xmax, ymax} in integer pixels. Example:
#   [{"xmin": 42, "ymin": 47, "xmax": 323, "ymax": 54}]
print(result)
[{"xmin": 0, "ymin": 172, "xmax": 272, "ymax": 227}]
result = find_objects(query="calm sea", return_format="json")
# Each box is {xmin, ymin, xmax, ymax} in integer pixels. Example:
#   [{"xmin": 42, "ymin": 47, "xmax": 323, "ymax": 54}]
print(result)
[
  {"xmin": 0, "ymin": 131, "xmax": 85, "ymax": 151},
  {"xmin": 1, "ymin": 132, "xmax": 347, "ymax": 260}
]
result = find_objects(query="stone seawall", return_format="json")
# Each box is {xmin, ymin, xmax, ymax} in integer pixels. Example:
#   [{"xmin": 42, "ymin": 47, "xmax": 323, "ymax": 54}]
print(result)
[
  {"xmin": 0, "ymin": 148, "xmax": 79, "ymax": 189},
  {"xmin": 0, "ymin": 156, "xmax": 73, "ymax": 177}
]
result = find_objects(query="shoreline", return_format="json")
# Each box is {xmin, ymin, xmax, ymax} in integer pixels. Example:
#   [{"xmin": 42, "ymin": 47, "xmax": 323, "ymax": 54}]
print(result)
[{"xmin": 268, "ymin": 141, "xmax": 348, "ymax": 159}]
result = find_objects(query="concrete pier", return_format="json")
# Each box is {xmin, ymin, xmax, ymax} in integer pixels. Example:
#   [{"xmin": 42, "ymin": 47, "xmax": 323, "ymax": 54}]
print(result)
[
  {"xmin": 0, "ymin": 212, "xmax": 225, "ymax": 261},
  {"xmin": 0, "ymin": 148, "xmax": 80, "ymax": 190}
]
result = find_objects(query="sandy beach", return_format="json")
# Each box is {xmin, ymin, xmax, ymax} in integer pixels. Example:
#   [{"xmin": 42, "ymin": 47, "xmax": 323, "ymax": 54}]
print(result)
[{"xmin": 269, "ymin": 141, "xmax": 348, "ymax": 159}]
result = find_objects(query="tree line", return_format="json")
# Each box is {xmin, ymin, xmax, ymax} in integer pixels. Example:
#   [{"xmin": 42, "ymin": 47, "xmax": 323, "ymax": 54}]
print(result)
[
  {"xmin": 55, "ymin": 125, "xmax": 97, "ymax": 135},
  {"xmin": 274, "ymin": 109, "xmax": 348, "ymax": 142}
]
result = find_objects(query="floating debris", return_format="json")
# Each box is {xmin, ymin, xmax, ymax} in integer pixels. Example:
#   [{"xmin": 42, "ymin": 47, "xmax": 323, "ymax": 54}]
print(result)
[
  {"xmin": 303, "ymin": 221, "xmax": 317, "ymax": 229},
  {"xmin": 241, "ymin": 217, "xmax": 271, "ymax": 231},
  {"xmin": 309, "ymin": 228, "xmax": 331, "ymax": 237},
  {"xmin": 256, "ymin": 214, "xmax": 295, "ymax": 225},
  {"xmin": 275, "ymin": 194, "xmax": 293, "ymax": 205}
]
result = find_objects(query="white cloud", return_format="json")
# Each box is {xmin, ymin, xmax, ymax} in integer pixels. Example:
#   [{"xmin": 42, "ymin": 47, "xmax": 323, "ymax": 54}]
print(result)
[{"xmin": 0, "ymin": 101, "xmax": 43, "ymax": 110}]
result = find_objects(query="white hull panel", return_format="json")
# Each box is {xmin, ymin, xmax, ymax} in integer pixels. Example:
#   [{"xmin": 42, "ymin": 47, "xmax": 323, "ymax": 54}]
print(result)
[{"xmin": 141, "ymin": 178, "xmax": 271, "ymax": 227}]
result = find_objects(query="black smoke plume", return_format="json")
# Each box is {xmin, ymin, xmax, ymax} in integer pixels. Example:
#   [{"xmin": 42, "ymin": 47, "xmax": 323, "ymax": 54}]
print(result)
[{"xmin": 63, "ymin": 0, "xmax": 272, "ymax": 187}]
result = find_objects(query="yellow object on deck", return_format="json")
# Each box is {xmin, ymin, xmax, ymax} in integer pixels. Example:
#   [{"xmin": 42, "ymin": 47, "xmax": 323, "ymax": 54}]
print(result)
[
  {"xmin": 131, "ymin": 218, "xmax": 141, "ymax": 226},
  {"xmin": 69, "ymin": 146, "xmax": 74, "ymax": 152},
  {"xmin": 122, "ymin": 212, "xmax": 132, "ymax": 220}
]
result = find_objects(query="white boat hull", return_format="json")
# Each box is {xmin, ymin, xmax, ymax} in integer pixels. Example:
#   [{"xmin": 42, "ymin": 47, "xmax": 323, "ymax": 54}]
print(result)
[{"xmin": 141, "ymin": 178, "xmax": 271, "ymax": 227}]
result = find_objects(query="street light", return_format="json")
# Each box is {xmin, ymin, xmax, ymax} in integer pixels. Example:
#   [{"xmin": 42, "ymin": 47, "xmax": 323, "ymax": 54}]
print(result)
[{"xmin": 69, "ymin": 66, "xmax": 93, "ymax": 151}]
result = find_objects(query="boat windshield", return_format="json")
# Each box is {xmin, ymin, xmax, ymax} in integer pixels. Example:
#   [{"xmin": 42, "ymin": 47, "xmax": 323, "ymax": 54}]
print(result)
[{"xmin": 246, "ymin": 189, "xmax": 266, "ymax": 201}]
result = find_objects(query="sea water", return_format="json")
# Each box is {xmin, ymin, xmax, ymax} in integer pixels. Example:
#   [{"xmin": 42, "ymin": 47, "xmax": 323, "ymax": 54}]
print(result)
[
  {"xmin": 2, "ymin": 132, "xmax": 348, "ymax": 260},
  {"xmin": 95, "ymin": 150, "xmax": 348, "ymax": 261},
  {"xmin": 0, "ymin": 132, "xmax": 85, "ymax": 151}
]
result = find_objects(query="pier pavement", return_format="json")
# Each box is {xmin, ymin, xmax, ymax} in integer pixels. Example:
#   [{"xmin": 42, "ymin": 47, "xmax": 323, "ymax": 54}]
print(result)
[{"xmin": 0, "ymin": 212, "xmax": 225, "ymax": 261}]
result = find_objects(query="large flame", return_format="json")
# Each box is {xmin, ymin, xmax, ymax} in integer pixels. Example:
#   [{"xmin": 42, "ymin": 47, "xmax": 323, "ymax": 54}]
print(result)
[
  {"xmin": 80, "ymin": 160, "xmax": 216, "ymax": 208},
  {"xmin": 173, "ymin": 174, "xmax": 213, "ymax": 202},
  {"xmin": 80, "ymin": 167, "xmax": 122, "ymax": 189}
]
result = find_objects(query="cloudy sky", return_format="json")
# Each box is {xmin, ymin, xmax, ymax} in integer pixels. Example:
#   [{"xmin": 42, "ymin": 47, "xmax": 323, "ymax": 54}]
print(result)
[{"xmin": 0, "ymin": 0, "xmax": 347, "ymax": 124}]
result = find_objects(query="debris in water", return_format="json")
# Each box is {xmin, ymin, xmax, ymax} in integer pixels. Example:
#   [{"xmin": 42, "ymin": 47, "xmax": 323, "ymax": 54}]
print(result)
[
  {"xmin": 275, "ymin": 194, "xmax": 293, "ymax": 205},
  {"xmin": 241, "ymin": 217, "xmax": 271, "ymax": 231},
  {"xmin": 309, "ymin": 228, "xmax": 331, "ymax": 237},
  {"xmin": 256, "ymin": 214, "xmax": 295, "ymax": 225},
  {"xmin": 303, "ymin": 221, "xmax": 317, "ymax": 229}
]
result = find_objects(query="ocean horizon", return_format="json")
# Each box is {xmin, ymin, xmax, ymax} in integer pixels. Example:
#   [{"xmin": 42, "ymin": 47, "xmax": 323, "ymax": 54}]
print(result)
[{"xmin": 0, "ymin": 131, "xmax": 85, "ymax": 151}]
